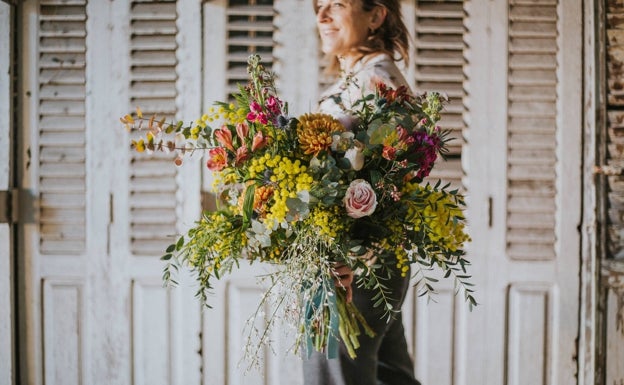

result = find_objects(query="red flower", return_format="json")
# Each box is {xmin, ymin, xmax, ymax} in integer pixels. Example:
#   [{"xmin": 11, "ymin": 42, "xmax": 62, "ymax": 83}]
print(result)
[
  {"xmin": 214, "ymin": 126, "xmax": 234, "ymax": 152},
  {"xmin": 382, "ymin": 146, "xmax": 397, "ymax": 161},
  {"xmin": 247, "ymin": 101, "xmax": 269, "ymax": 124},
  {"xmin": 206, "ymin": 147, "xmax": 228, "ymax": 171},
  {"xmin": 251, "ymin": 131, "xmax": 268, "ymax": 152},
  {"xmin": 235, "ymin": 146, "xmax": 250, "ymax": 165},
  {"xmin": 236, "ymin": 122, "xmax": 249, "ymax": 141},
  {"xmin": 266, "ymin": 96, "xmax": 282, "ymax": 115}
]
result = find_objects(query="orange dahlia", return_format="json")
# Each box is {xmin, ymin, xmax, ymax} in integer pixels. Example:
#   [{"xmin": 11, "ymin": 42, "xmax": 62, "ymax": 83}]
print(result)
[
  {"xmin": 253, "ymin": 185, "xmax": 274, "ymax": 216},
  {"xmin": 296, "ymin": 113, "xmax": 343, "ymax": 156}
]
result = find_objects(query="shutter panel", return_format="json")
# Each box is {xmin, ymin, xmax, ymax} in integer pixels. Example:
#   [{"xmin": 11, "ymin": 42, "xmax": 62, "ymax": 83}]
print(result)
[
  {"xmin": 506, "ymin": 0, "xmax": 558, "ymax": 260},
  {"xmin": 38, "ymin": 0, "xmax": 87, "ymax": 255},
  {"xmin": 225, "ymin": 0, "xmax": 274, "ymax": 96},
  {"xmin": 414, "ymin": 0, "xmax": 467, "ymax": 187},
  {"xmin": 602, "ymin": 3, "xmax": 624, "ymax": 384},
  {"xmin": 129, "ymin": 0, "xmax": 179, "ymax": 256},
  {"xmin": 606, "ymin": 3, "xmax": 624, "ymax": 259}
]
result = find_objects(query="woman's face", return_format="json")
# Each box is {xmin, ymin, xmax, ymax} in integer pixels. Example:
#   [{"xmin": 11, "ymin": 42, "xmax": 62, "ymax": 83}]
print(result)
[{"xmin": 316, "ymin": 0, "xmax": 373, "ymax": 60}]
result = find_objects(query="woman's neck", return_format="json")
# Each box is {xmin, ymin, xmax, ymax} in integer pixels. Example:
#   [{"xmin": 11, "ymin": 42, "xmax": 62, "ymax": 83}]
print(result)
[
  {"xmin": 338, "ymin": 52, "xmax": 385, "ymax": 75},
  {"xmin": 338, "ymin": 54, "xmax": 363, "ymax": 73}
]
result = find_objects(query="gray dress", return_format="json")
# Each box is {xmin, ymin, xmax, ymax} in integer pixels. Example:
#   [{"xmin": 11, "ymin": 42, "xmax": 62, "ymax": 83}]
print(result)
[{"xmin": 302, "ymin": 53, "xmax": 421, "ymax": 385}]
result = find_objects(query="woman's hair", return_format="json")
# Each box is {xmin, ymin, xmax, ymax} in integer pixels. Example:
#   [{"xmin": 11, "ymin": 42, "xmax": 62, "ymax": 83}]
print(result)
[
  {"xmin": 360, "ymin": 0, "xmax": 409, "ymax": 64},
  {"xmin": 315, "ymin": 0, "xmax": 410, "ymax": 73}
]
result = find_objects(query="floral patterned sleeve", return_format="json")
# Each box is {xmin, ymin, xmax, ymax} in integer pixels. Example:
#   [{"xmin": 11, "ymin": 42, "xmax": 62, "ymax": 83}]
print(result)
[{"xmin": 318, "ymin": 53, "xmax": 411, "ymax": 127}]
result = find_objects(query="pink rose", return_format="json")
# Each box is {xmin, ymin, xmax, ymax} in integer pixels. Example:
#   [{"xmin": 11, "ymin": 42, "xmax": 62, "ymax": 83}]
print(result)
[{"xmin": 343, "ymin": 179, "xmax": 377, "ymax": 218}]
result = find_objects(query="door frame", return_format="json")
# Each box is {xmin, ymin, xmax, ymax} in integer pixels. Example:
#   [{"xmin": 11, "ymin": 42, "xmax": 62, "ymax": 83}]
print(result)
[
  {"xmin": 0, "ymin": 1, "xmax": 16, "ymax": 384},
  {"xmin": 580, "ymin": 0, "xmax": 602, "ymax": 384}
]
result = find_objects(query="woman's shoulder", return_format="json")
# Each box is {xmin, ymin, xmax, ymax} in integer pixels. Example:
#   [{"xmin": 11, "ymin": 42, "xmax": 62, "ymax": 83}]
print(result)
[{"xmin": 354, "ymin": 53, "xmax": 410, "ymax": 91}]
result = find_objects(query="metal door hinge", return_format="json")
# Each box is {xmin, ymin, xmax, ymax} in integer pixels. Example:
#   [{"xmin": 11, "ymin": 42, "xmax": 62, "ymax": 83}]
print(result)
[{"xmin": 0, "ymin": 189, "xmax": 18, "ymax": 224}]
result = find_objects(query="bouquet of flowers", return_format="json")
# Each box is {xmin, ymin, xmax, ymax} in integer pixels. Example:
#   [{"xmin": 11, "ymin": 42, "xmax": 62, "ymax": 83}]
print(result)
[{"xmin": 121, "ymin": 55, "xmax": 474, "ymax": 361}]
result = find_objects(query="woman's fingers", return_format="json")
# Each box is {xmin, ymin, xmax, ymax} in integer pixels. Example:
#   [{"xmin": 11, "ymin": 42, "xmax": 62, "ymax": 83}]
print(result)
[{"xmin": 332, "ymin": 264, "xmax": 354, "ymax": 303}]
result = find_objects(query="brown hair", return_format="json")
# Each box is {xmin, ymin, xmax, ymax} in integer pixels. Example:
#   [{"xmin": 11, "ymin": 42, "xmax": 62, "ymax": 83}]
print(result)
[{"xmin": 315, "ymin": 0, "xmax": 410, "ymax": 73}]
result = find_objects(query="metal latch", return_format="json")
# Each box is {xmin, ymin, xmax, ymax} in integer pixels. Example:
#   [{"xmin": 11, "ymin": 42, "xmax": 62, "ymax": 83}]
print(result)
[
  {"xmin": 0, "ymin": 189, "xmax": 18, "ymax": 224},
  {"xmin": 593, "ymin": 165, "xmax": 624, "ymax": 176}
]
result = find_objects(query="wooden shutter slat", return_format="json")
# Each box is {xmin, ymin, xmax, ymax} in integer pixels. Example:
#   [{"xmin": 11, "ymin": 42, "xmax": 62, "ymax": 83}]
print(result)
[
  {"xmin": 37, "ymin": 1, "xmax": 87, "ymax": 255},
  {"xmin": 227, "ymin": 5, "xmax": 274, "ymax": 16},
  {"xmin": 39, "ymin": 15, "xmax": 86, "ymax": 22},
  {"xmin": 40, "ymin": 178, "xmax": 85, "ymax": 193},
  {"xmin": 505, "ymin": 0, "xmax": 558, "ymax": 261},
  {"xmin": 228, "ymin": 21, "xmax": 273, "ymax": 32},
  {"xmin": 129, "ymin": 0, "xmax": 180, "ymax": 256},
  {"xmin": 415, "ymin": 0, "xmax": 467, "ymax": 188},
  {"xmin": 227, "ymin": 36, "xmax": 274, "ymax": 47},
  {"xmin": 224, "ymin": 1, "xmax": 276, "ymax": 98},
  {"xmin": 227, "ymin": 52, "xmax": 274, "ymax": 63},
  {"xmin": 40, "ymin": 0, "xmax": 86, "ymax": 4}
]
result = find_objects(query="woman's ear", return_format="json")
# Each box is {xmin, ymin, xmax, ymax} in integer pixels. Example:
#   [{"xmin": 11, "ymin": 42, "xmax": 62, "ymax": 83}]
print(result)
[{"xmin": 369, "ymin": 5, "xmax": 387, "ymax": 30}]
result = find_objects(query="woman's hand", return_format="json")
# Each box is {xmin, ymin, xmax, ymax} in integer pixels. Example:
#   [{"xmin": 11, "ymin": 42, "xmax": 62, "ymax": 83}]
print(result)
[{"xmin": 332, "ymin": 263, "xmax": 354, "ymax": 303}]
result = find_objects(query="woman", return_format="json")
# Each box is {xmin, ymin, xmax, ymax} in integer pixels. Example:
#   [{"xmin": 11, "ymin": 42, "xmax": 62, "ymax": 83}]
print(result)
[{"xmin": 302, "ymin": 1, "xmax": 421, "ymax": 385}]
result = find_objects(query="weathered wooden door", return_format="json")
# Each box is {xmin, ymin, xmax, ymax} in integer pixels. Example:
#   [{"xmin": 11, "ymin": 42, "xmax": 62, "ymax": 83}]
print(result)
[
  {"xmin": 1, "ymin": 2, "xmax": 16, "ymax": 384},
  {"xmin": 400, "ymin": 1, "xmax": 582, "ymax": 385},
  {"xmin": 14, "ymin": 0, "xmax": 585, "ymax": 384},
  {"xmin": 199, "ymin": 0, "xmax": 584, "ymax": 384},
  {"xmin": 16, "ymin": 1, "xmax": 203, "ymax": 384}
]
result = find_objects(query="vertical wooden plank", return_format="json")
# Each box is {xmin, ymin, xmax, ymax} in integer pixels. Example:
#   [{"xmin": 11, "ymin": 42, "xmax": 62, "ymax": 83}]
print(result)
[
  {"xmin": 174, "ymin": 1, "xmax": 203, "ymax": 383},
  {"xmin": 226, "ymin": 280, "xmax": 269, "ymax": 385},
  {"xmin": 554, "ymin": 0, "xmax": 583, "ymax": 382},
  {"xmin": 579, "ymin": 0, "xmax": 600, "ymax": 383},
  {"xmin": 85, "ymin": 0, "xmax": 129, "ymax": 382},
  {"xmin": 411, "ymin": 286, "xmax": 467, "ymax": 385},
  {"xmin": 132, "ymin": 281, "xmax": 172, "ymax": 385},
  {"xmin": 0, "ymin": 3, "xmax": 14, "ymax": 385},
  {"xmin": 604, "ymin": 272, "xmax": 624, "ymax": 384},
  {"xmin": 274, "ymin": 0, "xmax": 319, "ymax": 115},
  {"xmin": 506, "ymin": 284, "xmax": 556, "ymax": 385},
  {"xmin": 42, "ymin": 280, "xmax": 85, "ymax": 385}
]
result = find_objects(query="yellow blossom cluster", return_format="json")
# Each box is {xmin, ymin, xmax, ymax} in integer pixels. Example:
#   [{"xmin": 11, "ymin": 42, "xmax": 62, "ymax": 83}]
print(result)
[
  {"xmin": 378, "ymin": 219, "xmax": 410, "ymax": 276},
  {"xmin": 403, "ymin": 183, "xmax": 470, "ymax": 253},
  {"xmin": 186, "ymin": 212, "xmax": 245, "ymax": 271},
  {"xmin": 304, "ymin": 206, "xmax": 346, "ymax": 239},
  {"xmin": 247, "ymin": 153, "xmax": 314, "ymax": 226},
  {"xmin": 191, "ymin": 104, "xmax": 247, "ymax": 139}
]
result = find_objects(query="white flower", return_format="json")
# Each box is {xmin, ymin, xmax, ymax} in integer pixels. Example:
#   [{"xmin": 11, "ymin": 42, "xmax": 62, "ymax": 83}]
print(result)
[{"xmin": 344, "ymin": 140, "xmax": 365, "ymax": 171}]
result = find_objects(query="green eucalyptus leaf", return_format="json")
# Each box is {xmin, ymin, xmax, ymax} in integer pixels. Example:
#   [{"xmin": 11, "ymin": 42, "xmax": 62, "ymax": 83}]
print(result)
[{"xmin": 242, "ymin": 184, "xmax": 256, "ymax": 228}]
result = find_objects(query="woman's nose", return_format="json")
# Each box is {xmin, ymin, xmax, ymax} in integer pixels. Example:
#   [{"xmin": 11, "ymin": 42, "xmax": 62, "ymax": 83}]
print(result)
[{"xmin": 316, "ymin": 5, "xmax": 330, "ymax": 23}]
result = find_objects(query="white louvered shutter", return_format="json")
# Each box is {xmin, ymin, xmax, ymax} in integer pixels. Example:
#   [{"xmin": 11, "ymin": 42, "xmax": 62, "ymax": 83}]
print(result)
[
  {"xmin": 601, "ymin": 2, "xmax": 624, "ymax": 383},
  {"xmin": 19, "ymin": 2, "xmax": 90, "ymax": 384},
  {"xmin": 413, "ymin": 0, "xmax": 467, "ymax": 188},
  {"xmin": 405, "ymin": 2, "xmax": 471, "ymax": 384},
  {"xmin": 605, "ymin": 2, "xmax": 624, "ymax": 260},
  {"xmin": 505, "ymin": 0, "xmax": 558, "ymax": 260},
  {"xmin": 38, "ymin": 0, "xmax": 87, "ymax": 255},
  {"xmin": 455, "ymin": 1, "xmax": 581, "ymax": 384},
  {"xmin": 201, "ymin": 2, "xmax": 305, "ymax": 384},
  {"xmin": 128, "ymin": 0, "xmax": 179, "ymax": 256},
  {"xmin": 225, "ymin": 0, "xmax": 275, "ymax": 96}
]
